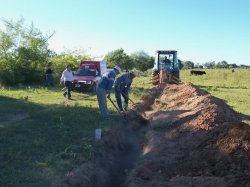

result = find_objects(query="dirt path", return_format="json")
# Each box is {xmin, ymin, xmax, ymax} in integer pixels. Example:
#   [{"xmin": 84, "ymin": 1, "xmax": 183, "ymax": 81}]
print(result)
[{"xmin": 67, "ymin": 83, "xmax": 250, "ymax": 187}]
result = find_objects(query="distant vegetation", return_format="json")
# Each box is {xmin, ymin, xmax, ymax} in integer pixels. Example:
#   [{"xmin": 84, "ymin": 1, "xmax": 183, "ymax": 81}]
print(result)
[
  {"xmin": 104, "ymin": 48, "xmax": 154, "ymax": 71},
  {"xmin": 0, "ymin": 19, "xmax": 154, "ymax": 86},
  {"xmin": 0, "ymin": 18, "xmax": 249, "ymax": 86},
  {"xmin": 179, "ymin": 60, "xmax": 250, "ymax": 69}
]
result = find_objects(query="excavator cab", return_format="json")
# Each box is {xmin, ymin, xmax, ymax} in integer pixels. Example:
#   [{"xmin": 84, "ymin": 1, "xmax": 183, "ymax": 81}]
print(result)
[{"xmin": 151, "ymin": 50, "xmax": 180, "ymax": 85}]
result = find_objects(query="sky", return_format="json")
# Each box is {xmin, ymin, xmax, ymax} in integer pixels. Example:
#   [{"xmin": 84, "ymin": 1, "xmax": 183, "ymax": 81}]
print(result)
[{"xmin": 0, "ymin": 0, "xmax": 250, "ymax": 65}]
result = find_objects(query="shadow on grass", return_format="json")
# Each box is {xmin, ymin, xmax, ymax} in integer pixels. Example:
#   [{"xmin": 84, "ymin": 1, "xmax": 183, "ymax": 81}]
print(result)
[
  {"xmin": 0, "ymin": 95, "xmax": 121, "ymax": 187},
  {"xmin": 0, "ymin": 96, "xmax": 44, "ymax": 122}
]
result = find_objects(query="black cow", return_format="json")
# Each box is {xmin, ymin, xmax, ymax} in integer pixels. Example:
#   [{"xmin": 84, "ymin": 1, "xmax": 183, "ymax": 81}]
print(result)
[{"xmin": 190, "ymin": 70, "xmax": 206, "ymax": 75}]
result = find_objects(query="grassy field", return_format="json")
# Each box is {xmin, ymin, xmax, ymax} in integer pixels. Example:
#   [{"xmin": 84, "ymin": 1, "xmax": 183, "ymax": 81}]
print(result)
[
  {"xmin": 0, "ymin": 69, "xmax": 249, "ymax": 186},
  {"xmin": 180, "ymin": 69, "xmax": 250, "ymax": 124},
  {"xmin": 0, "ymin": 81, "xmax": 152, "ymax": 186}
]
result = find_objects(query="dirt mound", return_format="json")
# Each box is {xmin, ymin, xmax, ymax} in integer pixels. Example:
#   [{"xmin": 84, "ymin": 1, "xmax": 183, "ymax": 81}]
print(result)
[
  {"xmin": 150, "ymin": 83, "xmax": 240, "ymax": 129},
  {"xmin": 127, "ymin": 83, "xmax": 250, "ymax": 187},
  {"xmin": 66, "ymin": 83, "xmax": 250, "ymax": 187}
]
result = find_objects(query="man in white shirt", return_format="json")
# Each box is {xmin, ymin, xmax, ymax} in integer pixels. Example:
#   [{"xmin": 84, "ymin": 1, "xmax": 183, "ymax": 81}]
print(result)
[{"xmin": 60, "ymin": 64, "xmax": 74, "ymax": 100}]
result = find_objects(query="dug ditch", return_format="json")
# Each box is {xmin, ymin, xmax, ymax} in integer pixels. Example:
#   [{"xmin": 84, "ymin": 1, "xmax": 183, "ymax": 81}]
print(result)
[
  {"xmin": 66, "ymin": 83, "xmax": 250, "ymax": 187},
  {"xmin": 66, "ymin": 118, "xmax": 148, "ymax": 187}
]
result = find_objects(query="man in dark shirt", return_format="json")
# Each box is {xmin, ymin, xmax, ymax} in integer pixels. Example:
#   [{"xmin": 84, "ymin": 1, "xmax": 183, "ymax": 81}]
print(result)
[
  {"xmin": 114, "ymin": 71, "xmax": 136, "ymax": 112},
  {"xmin": 45, "ymin": 62, "xmax": 54, "ymax": 86}
]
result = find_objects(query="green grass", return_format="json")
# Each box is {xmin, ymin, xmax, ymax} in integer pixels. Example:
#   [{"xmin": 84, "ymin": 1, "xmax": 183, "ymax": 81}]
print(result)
[
  {"xmin": 130, "ymin": 75, "xmax": 154, "ymax": 99},
  {"xmin": 1, "ymin": 69, "xmax": 249, "ymax": 186},
  {"xmin": 180, "ymin": 69, "xmax": 250, "ymax": 124},
  {"xmin": 181, "ymin": 69, "xmax": 250, "ymax": 89},
  {"xmin": 0, "ymin": 87, "xmax": 129, "ymax": 187}
]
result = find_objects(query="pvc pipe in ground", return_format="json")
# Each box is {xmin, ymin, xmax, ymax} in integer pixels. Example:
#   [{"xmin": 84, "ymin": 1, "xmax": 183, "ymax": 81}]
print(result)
[{"xmin": 95, "ymin": 128, "xmax": 102, "ymax": 140}]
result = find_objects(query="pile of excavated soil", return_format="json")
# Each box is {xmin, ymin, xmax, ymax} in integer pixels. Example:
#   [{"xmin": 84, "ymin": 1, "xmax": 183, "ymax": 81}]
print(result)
[
  {"xmin": 127, "ymin": 83, "xmax": 250, "ymax": 187},
  {"xmin": 66, "ymin": 83, "xmax": 249, "ymax": 187}
]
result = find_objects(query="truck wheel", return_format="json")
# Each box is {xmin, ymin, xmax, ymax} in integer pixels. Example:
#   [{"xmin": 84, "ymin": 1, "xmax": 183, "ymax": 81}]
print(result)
[{"xmin": 92, "ymin": 83, "xmax": 97, "ymax": 92}]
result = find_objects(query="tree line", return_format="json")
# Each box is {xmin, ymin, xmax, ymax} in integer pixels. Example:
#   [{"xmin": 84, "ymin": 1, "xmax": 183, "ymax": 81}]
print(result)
[
  {"xmin": 0, "ymin": 19, "xmax": 156, "ymax": 85},
  {"xmin": 180, "ymin": 60, "xmax": 250, "ymax": 69},
  {"xmin": 0, "ymin": 18, "xmax": 249, "ymax": 86}
]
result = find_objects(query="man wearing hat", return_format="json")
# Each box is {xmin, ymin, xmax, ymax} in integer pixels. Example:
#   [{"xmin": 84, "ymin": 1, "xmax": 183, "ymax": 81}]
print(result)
[
  {"xmin": 96, "ymin": 66, "xmax": 122, "ymax": 118},
  {"xmin": 114, "ymin": 71, "xmax": 136, "ymax": 112}
]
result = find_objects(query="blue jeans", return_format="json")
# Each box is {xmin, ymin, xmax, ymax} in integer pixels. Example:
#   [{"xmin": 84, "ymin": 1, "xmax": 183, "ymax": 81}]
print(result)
[{"xmin": 114, "ymin": 86, "xmax": 128, "ymax": 111}]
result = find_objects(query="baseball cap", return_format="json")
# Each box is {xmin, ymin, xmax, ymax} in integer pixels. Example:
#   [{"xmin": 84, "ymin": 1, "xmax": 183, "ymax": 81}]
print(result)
[{"xmin": 114, "ymin": 66, "xmax": 122, "ymax": 73}]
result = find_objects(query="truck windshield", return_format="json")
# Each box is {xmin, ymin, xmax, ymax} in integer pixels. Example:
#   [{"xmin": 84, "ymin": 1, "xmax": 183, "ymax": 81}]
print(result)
[{"xmin": 75, "ymin": 68, "xmax": 97, "ymax": 76}]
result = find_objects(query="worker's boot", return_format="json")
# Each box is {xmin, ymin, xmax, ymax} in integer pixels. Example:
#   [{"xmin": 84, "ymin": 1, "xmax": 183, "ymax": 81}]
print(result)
[
  {"xmin": 124, "ymin": 103, "xmax": 128, "ymax": 111},
  {"xmin": 118, "ymin": 107, "xmax": 124, "ymax": 113}
]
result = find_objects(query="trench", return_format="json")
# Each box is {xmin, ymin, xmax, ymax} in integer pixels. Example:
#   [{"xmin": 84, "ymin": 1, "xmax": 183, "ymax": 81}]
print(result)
[
  {"xmin": 68, "ymin": 83, "xmax": 250, "ymax": 187},
  {"xmin": 66, "ymin": 114, "xmax": 150, "ymax": 187},
  {"xmin": 103, "ymin": 124, "xmax": 143, "ymax": 187}
]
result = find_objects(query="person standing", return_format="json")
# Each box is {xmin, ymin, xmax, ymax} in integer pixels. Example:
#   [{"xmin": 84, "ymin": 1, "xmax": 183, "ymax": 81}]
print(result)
[
  {"xmin": 163, "ymin": 57, "xmax": 172, "ymax": 74},
  {"xmin": 96, "ymin": 66, "xmax": 121, "ymax": 118},
  {"xmin": 114, "ymin": 71, "xmax": 136, "ymax": 112},
  {"xmin": 163, "ymin": 56, "xmax": 179, "ymax": 84},
  {"xmin": 45, "ymin": 62, "xmax": 54, "ymax": 86},
  {"xmin": 60, "ymin": 64, "xmax": 74, "ymax": 100}
]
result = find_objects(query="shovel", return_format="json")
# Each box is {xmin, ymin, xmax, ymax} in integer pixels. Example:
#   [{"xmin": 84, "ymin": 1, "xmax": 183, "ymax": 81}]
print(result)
[
  {"xmin": 107, "ymin": 96, "xmax": 122, "ymax": 115},
  {"xmin": 120, "ymin": 91, "xmax": 146, "ymax": 116},
  {"xmin": 120, "ymin": 91, "xmax": 135, "ymax": 105}
]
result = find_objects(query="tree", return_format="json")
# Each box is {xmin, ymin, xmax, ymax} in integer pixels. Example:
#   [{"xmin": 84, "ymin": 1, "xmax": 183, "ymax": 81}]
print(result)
[
  {"xmin": 228, "ymin": 63, "xmax": 238, "ymax": 68},
  {"xmin": 104, "ymin": 48, "xmax": 133, "ymax": 71},
  {"xmin": 47, "ymin": 50, "xmax": 91, "ymax": 83},
  {"xmin": 0, "ymin": 18, "xmax": 54, "ymax": 85},
  {"xmin": 0, "ymin": 31, "xmax": 14, "ymax": 60},
  {"xmin": 178, "ymin": 59, "xmax": 184, "ymax": 70},
  {"xmin": 204, "ymin": 61, "xmax": 216, "ymax": 69},
  {"xmin": 182, "ymin": 61, "xmax": 194, "ymax": 69},
  {"xmin": 239, "ymin": 64, "xmax": 250, "ymax": 68},
  {"xmin": 194, "ymin": 63, "xmax": 204, "ymax": 69},
  {"xmin": 130, "ymin": 50, "xmax": 154, "ymax": 71},
  {"xmin": 216, "ymin": 60, "xmax": 229, "ymax": 68}
]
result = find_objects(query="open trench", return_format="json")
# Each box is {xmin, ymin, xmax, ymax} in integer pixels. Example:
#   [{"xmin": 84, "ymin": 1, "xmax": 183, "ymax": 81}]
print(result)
[
  {"xmin": 66, "ymin": 86, "xmax": 158, "ymax": 187},
  {"xmin": 66, "ymin": 118, "xmax": 149, "ymax": 187},
  {"xmin": 102, "ymin": 124, "xmax": 143, "ymax": 187},
  {"xmin": 66, "ymin": 83, "xmax": 250, "ymax": 187}
]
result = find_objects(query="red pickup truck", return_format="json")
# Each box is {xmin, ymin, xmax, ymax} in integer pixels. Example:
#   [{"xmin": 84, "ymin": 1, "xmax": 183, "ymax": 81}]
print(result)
[{"xmin": 72, "ymin": 60, "xmax": 107, "ymax": 91}]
